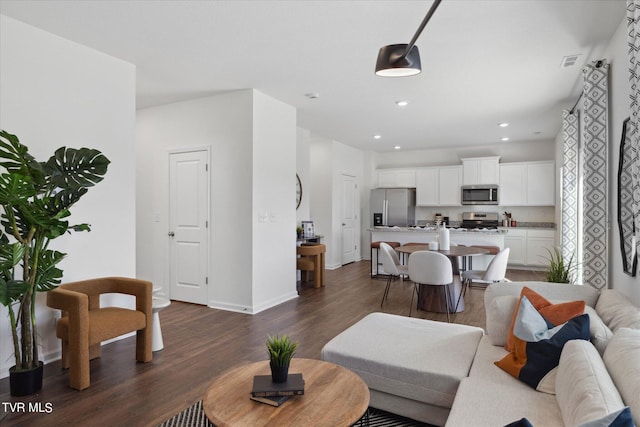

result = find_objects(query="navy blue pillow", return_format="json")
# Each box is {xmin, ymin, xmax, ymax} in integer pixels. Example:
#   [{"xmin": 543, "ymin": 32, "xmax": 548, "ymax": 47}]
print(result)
[
  {"xmin": 504, "ymin": 418, "xmax": 534, "ymax": 427},
  {"xmin": 578, "ymin": 407, "xmax": 635, "ymax": 427}
]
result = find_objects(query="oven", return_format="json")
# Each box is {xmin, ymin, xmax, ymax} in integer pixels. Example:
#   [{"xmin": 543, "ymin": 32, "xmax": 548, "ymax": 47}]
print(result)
[{"xmin": 460, "ymin": 212, "xmax": 499, "ymax": 230}]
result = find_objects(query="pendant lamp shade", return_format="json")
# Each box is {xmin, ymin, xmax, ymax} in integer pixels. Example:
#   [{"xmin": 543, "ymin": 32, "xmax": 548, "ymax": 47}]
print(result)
[
  {"xmin": 375, "ymin": 0, "xmax": 441, "ymax": 77},
  {"xmin": 375, "ymin": 44, "xmax": 421, "ymax": 77}
]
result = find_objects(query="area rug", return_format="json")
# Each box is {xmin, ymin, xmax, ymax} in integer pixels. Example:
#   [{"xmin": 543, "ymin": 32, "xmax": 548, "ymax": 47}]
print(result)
[{"xmin": 157, "ymin": 400, "xmax": 431, "ymax": 426}]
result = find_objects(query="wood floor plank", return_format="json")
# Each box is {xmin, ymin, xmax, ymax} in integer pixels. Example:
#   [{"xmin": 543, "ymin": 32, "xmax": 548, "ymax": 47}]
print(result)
[{"xmin": 0, "ymin": 261, "xmax": 541, "ymax": 426}]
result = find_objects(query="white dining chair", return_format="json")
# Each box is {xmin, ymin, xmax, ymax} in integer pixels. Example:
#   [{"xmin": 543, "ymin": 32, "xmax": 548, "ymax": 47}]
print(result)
[
  {"xmin": 408, "ymin": 251, "xmax": 453, "ymax": 321},
  {"xmin": 378, "ymin": 242, "xmax": 409, "ymax": 307},
  {"xmin": 456, "ymin": 248, "xmax": 511, "ymax": 312}
]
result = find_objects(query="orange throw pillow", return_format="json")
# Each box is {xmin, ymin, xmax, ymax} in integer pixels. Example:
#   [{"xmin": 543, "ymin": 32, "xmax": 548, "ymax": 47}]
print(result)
[{"xmin": 505, "ymin": 287, "xmax": 585, "ymax": 351}]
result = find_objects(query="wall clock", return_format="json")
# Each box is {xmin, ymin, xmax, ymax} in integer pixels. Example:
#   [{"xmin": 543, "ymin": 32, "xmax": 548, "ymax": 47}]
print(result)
[{"xmin": 296, "ymin": 174, "xmax": 302, "ymax": 210}]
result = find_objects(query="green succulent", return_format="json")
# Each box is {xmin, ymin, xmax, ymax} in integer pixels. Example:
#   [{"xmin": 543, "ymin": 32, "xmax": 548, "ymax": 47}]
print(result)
[
  {"xmin": 545, "ymin": 247, "xmax": 576, "ymax": 284},
  {"xmin": 266, "ymin": 334, "xmax": 298, "ymax": 367}
]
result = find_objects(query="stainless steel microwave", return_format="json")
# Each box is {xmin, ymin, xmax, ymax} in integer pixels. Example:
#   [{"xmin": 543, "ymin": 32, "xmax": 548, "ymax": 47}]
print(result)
[{"xmin": 461, "ymin": 185, "xmax": 499, "ymax": 205}]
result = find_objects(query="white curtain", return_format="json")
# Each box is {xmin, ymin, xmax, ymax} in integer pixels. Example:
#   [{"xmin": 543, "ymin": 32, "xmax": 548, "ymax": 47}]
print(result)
[
  {"xmin": 582, "ymin": 60, "xmax": 609, "ymax": 290},
  {"xmin": 627, "ymin": 0, "xmax": 640, "ymax": 254}
]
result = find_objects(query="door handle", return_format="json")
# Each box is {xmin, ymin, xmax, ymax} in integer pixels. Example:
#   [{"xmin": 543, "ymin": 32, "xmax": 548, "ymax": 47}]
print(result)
[
  {"xmin": 342, "ymin": 223, "xmax": 346, "ymax": 226},
  {"xmin": 168, "ymin": 231, "xmax": 175, "ymax": 237}
]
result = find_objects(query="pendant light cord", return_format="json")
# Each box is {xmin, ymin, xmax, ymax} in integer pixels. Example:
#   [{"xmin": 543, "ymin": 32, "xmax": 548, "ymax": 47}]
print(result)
[{"xmin": 400, "ymin": 0, "xmax": 443, "ymax": 59}]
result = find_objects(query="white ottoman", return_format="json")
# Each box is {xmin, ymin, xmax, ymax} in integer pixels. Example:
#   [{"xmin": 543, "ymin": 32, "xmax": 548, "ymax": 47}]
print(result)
[
  {"xmin": 152, "ymin": 296, "xmax": 171, "ymax": 352},
  {"xmin": 321, "ymin": 312, "xmax": 483, "ymax": 426}
]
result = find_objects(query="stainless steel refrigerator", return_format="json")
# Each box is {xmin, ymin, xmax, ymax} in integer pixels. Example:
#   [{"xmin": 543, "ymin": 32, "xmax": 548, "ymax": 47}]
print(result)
[{"xmin": 371, "ymin": 188, "xmax": 415, "ymax": 227}]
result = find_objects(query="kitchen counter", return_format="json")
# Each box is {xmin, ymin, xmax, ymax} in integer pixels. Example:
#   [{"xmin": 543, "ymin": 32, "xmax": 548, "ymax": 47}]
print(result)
[
  {"xmin": 499, "ymin": 223, "xmax": 556, "ymax": 230},
  {"xmin": 370, "ymin": 226, "xmax": 507, "ymax": 234},
  {"xmin": 370, "ymin": 227, "xmax": 506, "ymax": 271}
]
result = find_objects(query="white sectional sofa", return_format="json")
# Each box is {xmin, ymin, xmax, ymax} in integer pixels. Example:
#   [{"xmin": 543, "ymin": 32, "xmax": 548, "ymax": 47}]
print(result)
[{"xmin": 321, "ymin": 282, "xmax": 640, "ymax": 427}]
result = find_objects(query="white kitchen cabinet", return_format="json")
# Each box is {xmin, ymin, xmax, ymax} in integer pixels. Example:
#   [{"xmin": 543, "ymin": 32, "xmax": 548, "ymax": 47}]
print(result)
[
  {"xmin": 499, "ymin": 164, "xmax": 526, "ymax": 205},
  {"xmin": 499, "ymin": 161, "xmax": 555, "ymax": 206},
  {"xmin": 438, "ymin": 166, "xmax": 462, "ymax": 206},
  {"xmin": 527, "ymin": 162, "xmax": 555, "ymax": 206},
  {"xmin": 376, "ymin": 168, "xmax": 416, "ymax": 188},
  {"xmin": 416, "ymin": 166, "xmax": 461, "ymax": 206},
  {"xmin": 415, "ymin": 168, "xmax": 438, "ymax": 205},
  {"xmin": 526, "ymin": 229, "xmax": 556, "ymax": 267},
  {"xmin": 503, "ymin": 228, "xmax": 526, "ymax": 265},
  {"xmin": 462, "ymin": 157, "xmax": 500, "ymax": 185},
  {"xmin": 502, "ymin": 228, "xmax": 555, "ymax": 267}
]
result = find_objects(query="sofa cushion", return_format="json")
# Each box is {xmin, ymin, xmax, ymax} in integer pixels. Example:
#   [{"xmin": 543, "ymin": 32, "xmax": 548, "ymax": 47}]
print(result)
[
  {"xmin": 505, "ymin": 287, "xmax": 585, "ymax": 352},
  {"xmin": 603, "ymin": 328, "xmax": 640, "ymax": 426},
  {"xmin": 578, "ymin": 407, "xmax": 635, "ymax": 427},
  {"xmin": 320, "ymin": 312, "xmax": 483, "ymax": 409},
  {"xmin": 584, "ymin": 305, "xmax": 614, "ymax": 356},
  {"xmin": 556, "ymin": 340, "xmax": 625, "ymax": 427},
  {"xmin": 595, "ymin": 289, "xmax": 640, "ymax": 332},
  {"xmin": 496, "ymin": 296, "xmax": 590, "ymax": 394},
  {"xmin": 446, "ymin": 375, "xmax": 563, "ymax": 427},
  {"xmin": 486, "ymin": 295, "xmax": 519, "ymax": 346}
]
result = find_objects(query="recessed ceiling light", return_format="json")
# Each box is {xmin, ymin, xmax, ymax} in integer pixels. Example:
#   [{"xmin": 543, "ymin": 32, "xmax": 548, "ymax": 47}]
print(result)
[
  {"xmin": 304, "ymin": 93, "xmax": 320, "ymax": 99},
  {"xmin": 373, "ymin": 135, "xmax": 382, "ymax": 140},
  {"xmin": 500, "ymin": 137, "xmax": 510, "ymax": 142},
  {"xmin": 395, "ymin": 100, "xmax": 409, "ymax": 107},
  {"xmin": 498, "ymin": 122, "xmax": 509, "ymax": 127},
  {"xmin": 394, "ymin": 146, "xmax": 401, "ymax": 150}
]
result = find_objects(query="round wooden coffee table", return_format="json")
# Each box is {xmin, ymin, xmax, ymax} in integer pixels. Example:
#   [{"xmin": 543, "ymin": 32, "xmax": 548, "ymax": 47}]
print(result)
[{"xmin": 203, "ymin": 358, "xmax": 369, "ymax": 426}]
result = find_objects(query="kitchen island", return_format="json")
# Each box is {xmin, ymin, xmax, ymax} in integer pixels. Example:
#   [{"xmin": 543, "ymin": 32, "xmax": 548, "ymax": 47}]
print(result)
[{"xmin": 370, "ymin": 226, "xmax": 507, "ymax": 273}]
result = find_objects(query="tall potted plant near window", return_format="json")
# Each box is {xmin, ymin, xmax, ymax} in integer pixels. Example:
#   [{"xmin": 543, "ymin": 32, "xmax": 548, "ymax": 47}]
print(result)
[{"xmin": 0, "ymin": 130, "xmax": 110, "ymax": 396}]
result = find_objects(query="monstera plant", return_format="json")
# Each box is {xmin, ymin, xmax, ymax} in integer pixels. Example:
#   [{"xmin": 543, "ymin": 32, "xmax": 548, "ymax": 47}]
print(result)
[{"xmin": 0, "ymin": 130, "xmax": 110, "ymax": 395}]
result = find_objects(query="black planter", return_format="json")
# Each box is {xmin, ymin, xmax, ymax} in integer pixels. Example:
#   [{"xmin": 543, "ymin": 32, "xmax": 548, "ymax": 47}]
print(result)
[
  {"xmin": 270, "ymin": 363, "xmax": 289, "ymax": 383},
  {"xmin": 9, "ymin": 361, "xmax": 44, "ymax": 396}
]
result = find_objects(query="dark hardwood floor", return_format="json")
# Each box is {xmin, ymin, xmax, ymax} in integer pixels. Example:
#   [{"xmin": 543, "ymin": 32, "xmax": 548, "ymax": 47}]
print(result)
[{"xmin": 0, "ymin": 261, "xmax": 543, "ymax": 426}]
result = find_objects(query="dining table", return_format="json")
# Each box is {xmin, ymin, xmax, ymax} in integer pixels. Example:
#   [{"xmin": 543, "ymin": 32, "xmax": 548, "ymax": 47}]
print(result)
[{"xmin": 395, "ymin": 244, "xmax": 490, "ymax": 313}]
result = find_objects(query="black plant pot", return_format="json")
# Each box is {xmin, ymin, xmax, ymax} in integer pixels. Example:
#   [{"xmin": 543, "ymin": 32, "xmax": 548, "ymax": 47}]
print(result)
[
  {"xmin": 9, "ymin": 361, "xmax": 44, "ymax": 396},
  {"xmin": 270, "ymin": 363, "xmax": 289, "ymax": 383}
]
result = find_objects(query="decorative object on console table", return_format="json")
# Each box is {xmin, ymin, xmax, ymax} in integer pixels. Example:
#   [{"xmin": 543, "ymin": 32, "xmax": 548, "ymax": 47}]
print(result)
[
  {"xmin": 251, "ymin": 373, "xmax": 305, "ymax": 397},
  {"xmin": 266, "ymin": 334, "xmax": 298, "ymax": 383},
  {"xmin": 0, "ymin": 130, "xmax": 110, "ymax": 396},
  {"xmin": 302, "ymin": 220, "xmax": 315, "ymax": 237}
]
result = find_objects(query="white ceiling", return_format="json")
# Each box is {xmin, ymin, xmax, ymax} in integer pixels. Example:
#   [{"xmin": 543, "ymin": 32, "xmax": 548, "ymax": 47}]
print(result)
[{"xmin": 0, "ymin": 0, "xmax": 626, "ymax": 152}]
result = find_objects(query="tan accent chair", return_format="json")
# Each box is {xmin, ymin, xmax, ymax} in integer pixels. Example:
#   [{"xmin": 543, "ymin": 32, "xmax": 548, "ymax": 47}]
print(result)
[{"xmin": 47, "ymin": 277, "xmax": 153, "ymax": 390}]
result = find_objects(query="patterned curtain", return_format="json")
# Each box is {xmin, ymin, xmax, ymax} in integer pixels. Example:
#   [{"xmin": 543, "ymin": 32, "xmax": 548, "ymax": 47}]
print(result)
[
  {"xmin": 561, "ymin": 109, "xmax": 580, "ymax": 282},
  {"xmin": 627, "ymin": 0, "xmax": 640, "ymax": 257},
  {"xmin": 582, "ymin": 60, "xmax": 609, "ymax": 290}
]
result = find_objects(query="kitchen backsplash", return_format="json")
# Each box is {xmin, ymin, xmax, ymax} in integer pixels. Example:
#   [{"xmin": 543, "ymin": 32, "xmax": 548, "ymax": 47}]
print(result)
[{"xmin": 414, "ymin": 205, "xmax": 556, "ymax": 227}]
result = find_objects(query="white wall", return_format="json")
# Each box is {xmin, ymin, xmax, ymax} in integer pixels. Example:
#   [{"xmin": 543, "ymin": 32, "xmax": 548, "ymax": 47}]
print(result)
[
  {"xmin": 309, "ymin": 136, "xmax": 364, "ymax": 269},
  {"xmin": 0, "ymin": 15, "xmax": 136, "ymax": 377},
  {"xmin": 296, "ymin": 128, "xmax": 312, "ymax": 223},
  {"xmin": 251, "ymin": 91, "xmax": 297, "ymax": 311},
  {"xmin": 136, "ymin": 90, "xmax": 297, "ymax": 314},
  {"xmin": 374, "ymin": 140, "xmax": 555, "ymax": 168}
]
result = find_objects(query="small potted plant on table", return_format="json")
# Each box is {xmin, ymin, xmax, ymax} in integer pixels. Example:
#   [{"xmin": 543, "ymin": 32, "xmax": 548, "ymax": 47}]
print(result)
[{"xmin": 266, "ymin": 334, "xmax": 298, "ymax": 383}]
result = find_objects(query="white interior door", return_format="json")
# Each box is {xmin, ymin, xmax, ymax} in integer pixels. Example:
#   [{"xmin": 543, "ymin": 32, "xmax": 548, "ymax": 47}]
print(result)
[
  {"xmin": 169, "ymin": 149, "xmax": 209, "ymax": 304},
  {"xmin": 341, "ymin": 174, "xmax": 357, "ymax": 265}
]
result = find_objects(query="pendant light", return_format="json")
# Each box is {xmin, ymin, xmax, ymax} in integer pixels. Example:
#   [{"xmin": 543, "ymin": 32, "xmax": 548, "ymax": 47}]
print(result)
[{"xmin": 375, "ymin": 0, "xmax": 442, "ymax": 77}]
